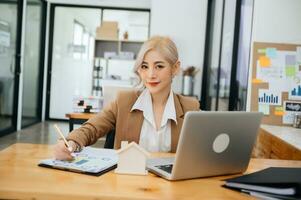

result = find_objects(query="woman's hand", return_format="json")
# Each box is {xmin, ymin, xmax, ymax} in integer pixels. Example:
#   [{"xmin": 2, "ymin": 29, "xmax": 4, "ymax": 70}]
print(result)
[{"xmin": 53, "ymin": 140, "xmax": 78, "ymax": 160}]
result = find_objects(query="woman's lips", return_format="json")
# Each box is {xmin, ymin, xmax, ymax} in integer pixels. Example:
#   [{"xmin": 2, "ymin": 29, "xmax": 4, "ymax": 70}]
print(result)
[{"xmin": 148, "ymin": 82, "xmax": 160, "ymax": 87}]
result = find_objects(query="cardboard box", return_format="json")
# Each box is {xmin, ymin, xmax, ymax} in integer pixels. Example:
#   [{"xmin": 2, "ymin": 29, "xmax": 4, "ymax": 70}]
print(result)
[
  {"xmin": 101, "ymin": 21, "xmax": 118, "ymax": 30},
  {"xmin": 96, "ymin": 29, "xmax": 118, "ymax": 40},
  {"xmin": 96, "ymin": 21, "xmax": 118, "ymax": 40}
]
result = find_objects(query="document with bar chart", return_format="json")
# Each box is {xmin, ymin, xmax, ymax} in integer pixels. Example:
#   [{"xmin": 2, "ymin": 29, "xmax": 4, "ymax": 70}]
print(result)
[
  {"xmin": 289, "ymin": 85, "xmax": 301, "ymax": 100},
  {"xmin": 258, "ymin": 90, "xmax": 282, "ymax": 105}
]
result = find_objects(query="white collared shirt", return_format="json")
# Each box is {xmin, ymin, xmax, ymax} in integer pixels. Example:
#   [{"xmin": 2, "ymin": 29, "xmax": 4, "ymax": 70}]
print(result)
[{"xmin": 131, "ymin": 89, "xmax": 177, "ymax": 152}]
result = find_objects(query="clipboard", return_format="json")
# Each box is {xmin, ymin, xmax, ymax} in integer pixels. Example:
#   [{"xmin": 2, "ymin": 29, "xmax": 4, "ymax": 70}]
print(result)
[{"xmin": 38, "ymin": 147, "xmax": 118, "ymax": 176}]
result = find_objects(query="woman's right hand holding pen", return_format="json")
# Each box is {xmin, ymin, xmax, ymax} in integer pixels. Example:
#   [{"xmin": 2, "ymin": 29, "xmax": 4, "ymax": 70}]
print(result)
[{"xmin": 53, "ymin": 140, "xmax": 77, "ymax": 160}]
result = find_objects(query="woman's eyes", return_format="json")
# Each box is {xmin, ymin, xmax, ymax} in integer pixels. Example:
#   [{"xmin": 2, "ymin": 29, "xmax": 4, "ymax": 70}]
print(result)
[
  {"xmin": 156, "ymin": 65, "xmax": 165, "ymax": 69},
  {"xmin": 140, "ymin": 64, "xmax": 165, "ymax": 70}
]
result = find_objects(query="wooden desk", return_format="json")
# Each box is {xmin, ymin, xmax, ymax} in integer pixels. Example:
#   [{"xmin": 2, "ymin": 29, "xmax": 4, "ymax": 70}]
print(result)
[
  {"xmin": 1, "ymin": 143, "xmax": 301, "ymax": 200},
  {"xmin": 65, "ymin": 113, "xmax": 97, "ymax": 131}
]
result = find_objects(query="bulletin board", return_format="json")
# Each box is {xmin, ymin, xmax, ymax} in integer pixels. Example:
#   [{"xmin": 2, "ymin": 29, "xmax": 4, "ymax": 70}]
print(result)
[{"xmin": 251, "ymin": 42, "xmax": 301, "ymax": 125}]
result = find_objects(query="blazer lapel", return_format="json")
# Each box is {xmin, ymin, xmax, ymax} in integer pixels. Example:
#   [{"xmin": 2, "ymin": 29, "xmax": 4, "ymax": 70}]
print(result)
[
  {"xmin": 126, "ymin": 110, "xmax": 144, "ymax": 143},
  {"xmin": 171, "ymin": 94, "xmax": 184, "ymax": 152}
]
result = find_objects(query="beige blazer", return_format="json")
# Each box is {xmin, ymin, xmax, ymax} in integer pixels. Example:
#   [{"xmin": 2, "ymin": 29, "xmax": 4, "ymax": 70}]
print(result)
[{"xmin": 67, "ymin": 90, "xmax": 200, "ymax": 152}]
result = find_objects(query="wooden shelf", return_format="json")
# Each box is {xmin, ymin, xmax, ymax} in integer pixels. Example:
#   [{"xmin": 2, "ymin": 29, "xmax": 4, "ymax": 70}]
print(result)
[
  {"xmin": 94, "ymin": 39, "xmax": 144, "ymax": 58},
  {"xmin": 120, "ymin": 39, "xmax": 144, "ymax": 43},
  {"xmin": 92, "ymin": 38, "xmax": 144, "ymax": 96}
]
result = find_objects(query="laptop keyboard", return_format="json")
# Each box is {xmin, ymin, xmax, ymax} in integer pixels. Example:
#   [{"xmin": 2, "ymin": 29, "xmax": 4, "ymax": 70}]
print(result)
[{"xmin": 155, "ymin": 164, "xmax": 173, "ymax": 174}]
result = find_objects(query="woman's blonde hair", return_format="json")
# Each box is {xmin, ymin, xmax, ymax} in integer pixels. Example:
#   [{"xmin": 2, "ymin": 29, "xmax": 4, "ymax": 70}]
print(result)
[{"xmin": 133, "ymin": 36, "xmax": 179, "ymax": 86}]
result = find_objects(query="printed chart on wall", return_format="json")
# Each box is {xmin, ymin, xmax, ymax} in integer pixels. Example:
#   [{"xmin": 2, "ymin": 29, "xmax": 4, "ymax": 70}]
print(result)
[{"xmin": 251, "ymin": 42, "xmax": 301, "ymax": 125}]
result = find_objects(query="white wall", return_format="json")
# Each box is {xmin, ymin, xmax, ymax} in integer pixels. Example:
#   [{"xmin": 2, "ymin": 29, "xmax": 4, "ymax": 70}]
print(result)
[
  {"xmin": 252, "ymin": 0, "xmax": 301, "ymax": 44},
  {"xmin": 150, "ymin": 0, "xmax": 208, "ymax": 97},
  {"xmin": 246, "ymin": 0, "xmax": 301, "ymax": 110},
  {"xmin": 46, "ymin": 0, "xmax": 151, "ymax": 9}
]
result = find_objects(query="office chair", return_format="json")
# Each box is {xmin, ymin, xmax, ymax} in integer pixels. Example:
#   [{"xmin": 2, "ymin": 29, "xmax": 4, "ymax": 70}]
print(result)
[{"xmin": 104, "ymin": 129, "xmax": 115, "ymax": 149}]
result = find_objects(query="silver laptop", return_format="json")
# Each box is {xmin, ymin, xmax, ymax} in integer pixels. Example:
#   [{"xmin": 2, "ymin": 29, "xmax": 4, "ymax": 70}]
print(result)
[{"xmin": 146, "ymin": 111, "xmax": 263, "ymax": 180}]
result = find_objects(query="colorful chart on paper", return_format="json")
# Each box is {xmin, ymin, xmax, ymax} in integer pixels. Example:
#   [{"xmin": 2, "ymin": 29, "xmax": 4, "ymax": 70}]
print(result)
[{"xmin": 39, "ymin": 147, "xmax": 118, "ymax": 173}]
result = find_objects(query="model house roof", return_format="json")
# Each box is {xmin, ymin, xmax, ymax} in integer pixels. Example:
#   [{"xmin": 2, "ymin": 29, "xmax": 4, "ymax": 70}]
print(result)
[{"xmin": 116, "ymin": 142, "xmax": 150, "ymax": 157}]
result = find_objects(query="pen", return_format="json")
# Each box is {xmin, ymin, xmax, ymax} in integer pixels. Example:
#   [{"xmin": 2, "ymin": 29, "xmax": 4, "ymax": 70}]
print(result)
[{"xmin": 53, "ymin": 124, "xmax": 73, "ymax": 152}]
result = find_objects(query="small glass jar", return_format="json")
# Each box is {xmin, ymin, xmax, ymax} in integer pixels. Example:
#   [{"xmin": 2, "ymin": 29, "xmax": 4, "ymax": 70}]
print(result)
[{"xmin": 293, "ymin": 113, "xmax": 301, "ymax": 128}]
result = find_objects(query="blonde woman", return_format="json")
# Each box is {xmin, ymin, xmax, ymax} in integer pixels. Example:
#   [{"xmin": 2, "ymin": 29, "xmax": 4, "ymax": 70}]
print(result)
[{"xmin": 54, "ymin": 36, "xmax": 200, "ymax": 160}]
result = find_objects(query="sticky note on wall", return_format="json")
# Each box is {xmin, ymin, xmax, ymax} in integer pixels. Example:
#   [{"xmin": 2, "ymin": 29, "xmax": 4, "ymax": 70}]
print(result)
[
  {"xmin": 252, "ymin": 79, "xmax": 263, "ymax": 84},
  {"xmin": 274, "ymin": 106, "xmax": 284, "ymax": 116},
  {"xmin": 259, "ymin": 56, "xmax": 271, "ymax": 67},
  {"xmin": 258, "ymin": 49, "xmax": 266, "ymax": 54},
  {"xmin": 258, "ymin": 104, "xmax": 270, "ymax": 115},
  {"xmin": 266, "ymin": 48, "xmax": 277, "ymax": 58},
  {"xmin": 285, "ymin": 55, "xmax": 296, "ymax": 65},
  {"xmin": 286, "ymin": 65, "xmax": 296, "ymax": 77}
]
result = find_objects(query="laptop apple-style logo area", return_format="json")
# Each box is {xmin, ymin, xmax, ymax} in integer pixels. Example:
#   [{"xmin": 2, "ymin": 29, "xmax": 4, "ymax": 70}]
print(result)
[{"xmin": 212, "ymin": 133, "xmax": 230, "ymax": 153}]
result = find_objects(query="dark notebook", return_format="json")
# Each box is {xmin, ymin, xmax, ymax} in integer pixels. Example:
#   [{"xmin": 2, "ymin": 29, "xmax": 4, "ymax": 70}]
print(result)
[{"xmin": 224, "ymin": 167, "xmax": 301, "ymax": 198}]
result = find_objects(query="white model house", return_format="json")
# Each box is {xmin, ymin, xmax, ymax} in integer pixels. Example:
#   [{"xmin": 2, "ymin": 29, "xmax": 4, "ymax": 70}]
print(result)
[{"xmin": 115, "ymin": 141, "xmax": 150, "ymax": 175}]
